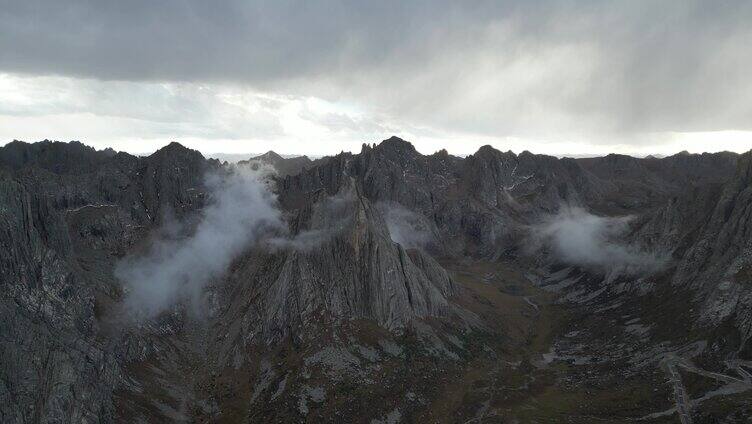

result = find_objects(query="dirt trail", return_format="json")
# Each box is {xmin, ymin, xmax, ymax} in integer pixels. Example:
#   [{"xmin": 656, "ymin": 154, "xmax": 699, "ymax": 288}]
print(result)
[{"xmin": 650, "ymin": 355, "xmax": 752, "ymax": 423}]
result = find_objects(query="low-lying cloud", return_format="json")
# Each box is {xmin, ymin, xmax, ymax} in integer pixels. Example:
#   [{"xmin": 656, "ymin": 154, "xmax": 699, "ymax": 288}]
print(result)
[
  {"xmin": 268, "ymin": 190, "xmax": 355, "ymax": 252},
  {"xmin": 116, "ymin": 167, "xmax": 283, "ymax": 321},
  {"xmin": 268, "ymin": 196, "xmax": 435, "ymax": 252},
  {"xmin": 529, "ymin": 206, "xmax": 665, "ymax": 276},
  {"xmin": 378, "ymin": 202, "xmax": 434, "ymax": 249}
]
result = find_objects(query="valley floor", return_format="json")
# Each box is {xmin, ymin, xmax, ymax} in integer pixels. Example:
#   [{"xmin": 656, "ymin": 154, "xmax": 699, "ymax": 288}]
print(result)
[
  {"xmin": 430, "ymin": 260, "xmax": 752, "ymax": 424},
  {"xmin": 111, "ymin": 259, "xmax": 752, "ymax": 423}
]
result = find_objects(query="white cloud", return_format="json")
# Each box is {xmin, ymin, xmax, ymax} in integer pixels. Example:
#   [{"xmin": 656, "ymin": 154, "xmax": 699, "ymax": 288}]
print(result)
[
  {"xmin": 0, "ymin": 64, "xmax": 750, "ymax": 158},
  {"xmin": 529, "ymin": 207, "xmax": 666, "ymax": 276},
  {"xmin": 0, "ymin": 73, "xmax": 399, "ymax": 155},
  {"xmin": 378, "ymin": 202, "xmax": 434, "ymax": 249},
  {"xmin": 116, "ymin": 167, "xmax": 284, "ymax": 320}
]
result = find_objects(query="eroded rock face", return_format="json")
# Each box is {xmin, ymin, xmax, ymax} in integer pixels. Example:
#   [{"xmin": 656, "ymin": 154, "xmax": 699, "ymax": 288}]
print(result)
[
  {"xmin": 667, "ymin": 152, "xmax": 752, "ymax": 346},
  {"xmin": 277, "ymin": 137, "xmax": 609, "ymax": 257},
  {"xmin": 218, "ymin": 183, "xmax": 455, "ymax": 346},
  {"xmin": 0, "ymin": 141, "xmax": 214, "ymax": 423},
  {"xmin": 0, "ymin": 174, "xmax": 118, "ymax": 423},
  {"xmin": 607, "ymin": 151, "xmax": 752, "ymax": 352},
  {"xmin": 0, "ymin": 138, "xmax": 465, "ymax": 422}
]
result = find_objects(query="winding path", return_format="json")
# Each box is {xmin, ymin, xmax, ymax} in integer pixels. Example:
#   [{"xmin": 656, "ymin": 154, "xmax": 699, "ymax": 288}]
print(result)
[{"xmin": 649, "ymin": 355, "xmax": 752, "ymax": 423}]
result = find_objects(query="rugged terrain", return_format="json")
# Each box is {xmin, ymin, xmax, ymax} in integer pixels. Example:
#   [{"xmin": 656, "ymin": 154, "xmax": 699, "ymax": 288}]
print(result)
[{"xmin": 1, "ymin": 137, "xmax": 750, "ymax": 423}]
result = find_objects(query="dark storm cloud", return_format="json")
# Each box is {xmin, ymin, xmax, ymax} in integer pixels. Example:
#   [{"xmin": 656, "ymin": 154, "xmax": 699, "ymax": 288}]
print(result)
[
  {"xmin": 0, "ymin": 0, "xmax": 454, "ymax": 83},
  {"xmin": 2, "ymin": 0, "xmax": 751, "ymax": 140}
]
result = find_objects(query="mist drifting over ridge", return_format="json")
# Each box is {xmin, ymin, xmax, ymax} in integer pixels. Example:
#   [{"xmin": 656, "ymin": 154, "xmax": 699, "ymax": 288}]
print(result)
[
  {"xmin": 116, "ymin": 167, "xmax": 283, "ymax": 321},
  {"xmin": 529, "ymin": 206, "xmax": 666, "ymax": 276},
  {"xmin": 267, "ymin": 189, "xmax": 355, "ymax": 252},
  {"xmin": 378, "ymin": 201, "xmax": 435, "ymax": 249}
]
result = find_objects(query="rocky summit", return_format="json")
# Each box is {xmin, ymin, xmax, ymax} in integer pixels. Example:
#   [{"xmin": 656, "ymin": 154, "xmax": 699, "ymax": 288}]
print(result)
[{"xmin": 1, "ymin": 137, "xmax": 751, "ymax": 423}]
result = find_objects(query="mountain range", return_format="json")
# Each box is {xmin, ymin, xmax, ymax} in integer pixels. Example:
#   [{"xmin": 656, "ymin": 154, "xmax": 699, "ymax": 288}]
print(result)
[{"xmin": 1, "ymin": 136, "xmax": 750, "ymax": 423}]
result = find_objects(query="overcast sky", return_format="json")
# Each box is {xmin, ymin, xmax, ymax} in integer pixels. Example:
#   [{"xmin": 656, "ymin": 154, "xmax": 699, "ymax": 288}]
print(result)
[{"xmin": 1, "ymin": 0, "xmax": 751, "ymax": 157}]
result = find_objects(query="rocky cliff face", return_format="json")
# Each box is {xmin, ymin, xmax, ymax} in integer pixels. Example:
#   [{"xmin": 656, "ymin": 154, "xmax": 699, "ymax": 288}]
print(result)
[
  {"xmin": 0, "ymin": 140, "xmax": 214, "ymax": 422},
  {"xmin": 0, "ymin": 138, "xmax": 466, "ymax": 422},
  {"xmin": 218, "ymin": 181, "xmax": 457, "ymax": 345},
  {"xmin": 277, "ymin": 137, "xmax": 613, "ymax": 257},
  {"xmin": 667, "ymin": 152, "xmax": 752, "ymax": 349}
]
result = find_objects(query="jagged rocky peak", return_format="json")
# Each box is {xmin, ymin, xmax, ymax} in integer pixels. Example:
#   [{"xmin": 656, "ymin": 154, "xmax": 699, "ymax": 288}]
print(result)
[
  {"xmin": 580, "ymin": 150, "xmax": 739, "ymax": 189},
  {"xmin": 472, "ymin": 144, "xmax": 514, "ymax": 158},
  {"xmin": 577, "ymin": 153, "xmax": 658, "ymax": 188},
  {"xmin": 460, "ymin": 144, "xmax": 608, "ymax": 213},
  {"xmin": 600, "ymin": 153, "xmax": 647, "ymax": 170},
  {"xmin": 661, "ymin": 150, "xmax": 739, "ymax": 186},
  {"xmin": 148, "ymin": 140, "xmax": 205, "ymax": 161},
  {"xmin": 432, "ymin": 148, "xmax": 449, "ymax": 158},
  {"xmin": 139, "ymin": 141, "xmax": 214, "ymax": 221},
  {"xmin": 239, "ymin": 149, "xmax": 315, "ymax": 177},
  {"xmin": 653, "ymin": 150, "xmax": 752, "ymax": 351},
  {"xmin": 372, "ymin": 135, "xmax": 417, "ymax": 153},
  {"xmin": 359, "ymin": 136, "xmax": 423, "ymax": 169},
  {"xmin": 0, "ymin": 139, "xmax": 114, "ymax": 174},
  {"xmin": 738, "ymin": 150, "xmax": 752, "ymax": 181},
  {"xmin": 464, "ymin": 145, "xmax": 526, "ymax": 179},
  {"xmin": 220, "ymin": 181, "xmax": 457, "ymax": 344},
  {"xmin": 279, "ymin": 136, "xmax": 440, "ymax": 212},
  {"xmin": 254, "ymin": 150, "xmax": 286, "ymax": 162}
]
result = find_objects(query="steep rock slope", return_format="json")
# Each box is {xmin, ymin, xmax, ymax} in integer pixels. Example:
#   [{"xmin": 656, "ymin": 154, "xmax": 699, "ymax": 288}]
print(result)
[
  {"xmin": 0, "ymin": 139, "xmax": 467, "ymax": 422},
  {"xmin": 278, "ymin": 137, "xmax": 617, "ymax": 257},
  {"xmin": 0, "ymin": 141, "xmax": 215, "ymax": 422},
  {"xmin": 577, "ymin": 151, "xmax": 738, "ymax": 213},
  {"xmin": 618, "ymin": 151, "xmax": 752, "ymax": 353},
  {"xmin": 671, "ymin": 152, "xmax": 752, "ymax": 349},
  {"xmin": 216, "ymin": 182, "xmax": 457, "ymax": 345}
]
